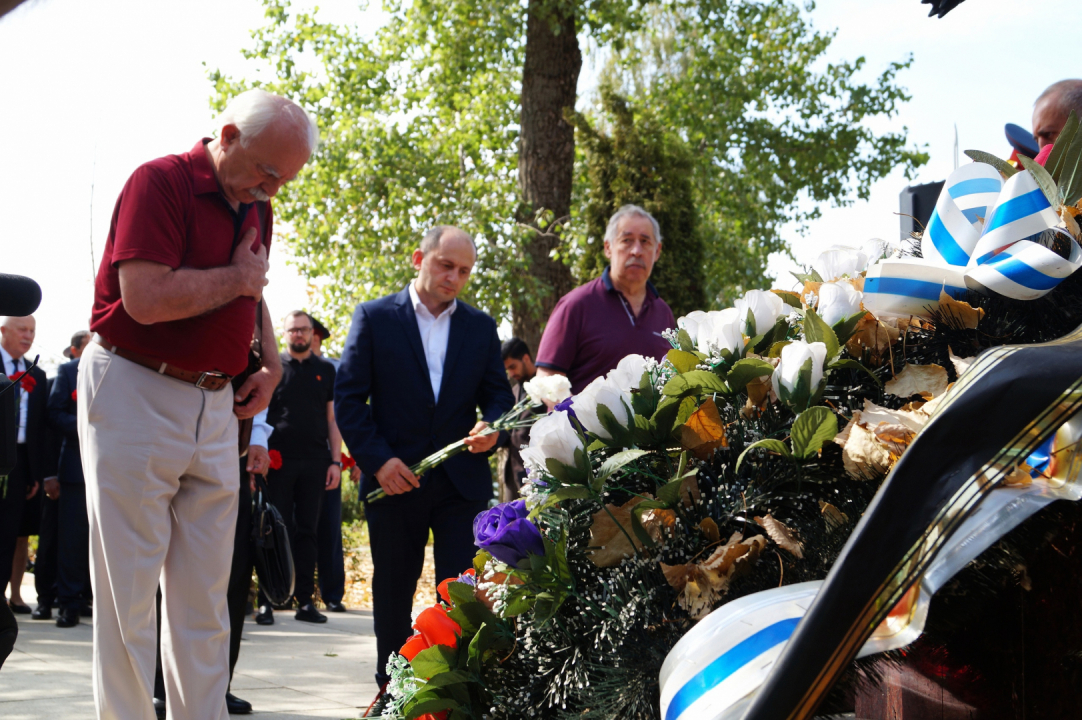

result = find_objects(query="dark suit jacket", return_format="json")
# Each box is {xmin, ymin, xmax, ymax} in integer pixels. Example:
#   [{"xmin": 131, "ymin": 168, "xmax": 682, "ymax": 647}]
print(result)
[
  {"xmin": 335, "ymin": 285, "xmax": 515, "ymax": 502},
  {"xmin": 47, "ymin": 359, "xmax": 82, "ymax": 485},
  {"xmin": 9, "ymin": 361, "xmax": 52, "ymax": 485}
]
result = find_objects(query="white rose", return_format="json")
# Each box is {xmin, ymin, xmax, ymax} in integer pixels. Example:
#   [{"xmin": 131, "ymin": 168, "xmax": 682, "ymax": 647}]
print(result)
[
  {"xmin": 771, "ymin": 340, "xmax": 827, "ymax": 398},
  {"xmin": 812, "ymin": 246, "xmax": 870, "ymax": 282},
  {"xmin": 607, "ymin": 354, "xmax": 650, "ymax": 392},
  {"xmin": 678, "ymin": 311, "xmax": 710, "ymax": 344},
  {"xmin": 520, "ymin": 410, "xmax": 584, "ymax": 471},
  {"xmin": 733, "ymin": 289, "xmax": 786, "ymax": 336},
  {"xmin": 523, "ymin": 374, "xmax": 572, "ymax": 406},
  {"xmin": 696, "ymin": 308, "xmax": 745, "ymax": 357},
  {"xmin": 573, "ymin": 376, "xmax": 632, "ymax": 440},
  {"xmin": 816, "ymin": 281, "xmax": 863, "ymax": 326}
]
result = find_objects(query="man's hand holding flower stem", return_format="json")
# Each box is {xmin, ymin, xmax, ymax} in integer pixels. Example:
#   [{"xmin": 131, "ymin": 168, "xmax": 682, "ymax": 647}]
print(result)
[
  {"xmin": 376, "ymin": 457, "xmax": 420, "ymax": 496},
  {"xmin": 464, "ymin": 421, "xmax": 499, "ymax": 454}
]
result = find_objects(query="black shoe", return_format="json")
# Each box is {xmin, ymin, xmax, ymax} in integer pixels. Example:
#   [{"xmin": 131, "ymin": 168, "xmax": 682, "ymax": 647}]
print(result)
[
  {"xmin": 153, "ymin": 697, "xmax": 166, "ymax": 720},
  {"xmin": 56, "ymin": 608, "xmax": 79, "ymax": 628},
  {"xmin": 80, "ymin": 605, "xmax": 93, "ymax": 618},
  {"xmin": 364, "ymin": 683, "xmax": 390, "ymax": 717},
  {"xmin": 31, "ymin": 604, "xmax": 52, "ymax": 620},
  {"xmin": 294, "ymin": 603, "xmax": 327, "ymax": 624},
  {"xmin": 226, "ymin": 692, "xmax": 252, "ymax": 714},
  {"xmin": 8, "ymin": 600, "xmax": 31, "ymax": 614},
  {"xmin": 254, "ymin": 605, "xmax": 274, "ymax": 625},
  {"xmin": 325, "ymin": 600, "xmax": 348, "ymax": 613}
]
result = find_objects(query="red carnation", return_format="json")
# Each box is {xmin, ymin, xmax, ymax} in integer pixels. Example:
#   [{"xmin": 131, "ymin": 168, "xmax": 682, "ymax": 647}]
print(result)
[
  {"xmin": 341, "ymin": 453, "xmax": 357, "ymax": 470},
  {"xmin": 71, "ymin": 389, "xmax": 78, "ymax": 402},
  {"xmin": 8, "ymin": 374, "xmax": 35, "ymax": 393},
  {"xmin": 268, "ymin": 450, "xmax": 283, "ymax": 470}
]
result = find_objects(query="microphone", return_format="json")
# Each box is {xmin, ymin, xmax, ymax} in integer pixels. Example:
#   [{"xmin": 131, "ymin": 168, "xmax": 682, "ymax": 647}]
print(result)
[{"xmin": 0, "ymin": 274, "xmax": 42, "ymax": 316}]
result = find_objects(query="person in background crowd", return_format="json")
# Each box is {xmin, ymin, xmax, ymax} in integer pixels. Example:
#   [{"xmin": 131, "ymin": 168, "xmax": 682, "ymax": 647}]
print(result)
[
  {"xmin": 309, "ymin": 314, "xmax": 347, "ymax": 613},
  {"xmin": 1, "ymin": 316, "xmax": 46, "ymax": 617},
  {"xmin": 335, "ymin": 225, "xmax": 515, "ymax": 703},
  {"xmin": 30, "ymin": 329, "xmax": 91, "ymax": 619},
  {"xmin": 256, "ymin": 310, "xmax": 342, "ymax": 626},
  {"xmin": 153, "ymin": 411, "xmax": 273, "ymax": 718},
  {"xmin": 535, "ymin": 205, "xmax": 676, "ymax": 393},
  {"xmin": 80, "ymin": 88, "xmax": 312, "ymax": 719},
  {"xmin": 1033, "ymin": 79, "xmax": 1082, "ymax": 149},
  {"xmin": 496, "ymin": 337, "xmax": 537, "ymax": 501}
]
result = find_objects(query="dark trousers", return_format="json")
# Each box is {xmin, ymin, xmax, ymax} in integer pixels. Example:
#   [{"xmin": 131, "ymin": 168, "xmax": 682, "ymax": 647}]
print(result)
[
  {"xmin": 258, "ymin": 454, "xmax": 326, "ymax": 608},
  {"xmin": 56, "ymin": 483, "xmax": 91, "ymax": 611},
  {"xmin": 156, "ymin": 458, "xmax": 253, "ymax": 701},
  {"xmin": 366, "ymin": 468, "xmax": 488, "ymax": 685},
  {"xmin": 316, "ymin": 483, "xmax": 345, "ymax": 605},
  {"xmin": 0, "ymin": 446, "xmax": 30, "ymax": 598},
  {"xmin": 0, "ymin": 600, "xmax": 15, "ymax": 669},
  {"xmin": 33, "ymin": 494, "xmax": 59, "ymax": 608}
]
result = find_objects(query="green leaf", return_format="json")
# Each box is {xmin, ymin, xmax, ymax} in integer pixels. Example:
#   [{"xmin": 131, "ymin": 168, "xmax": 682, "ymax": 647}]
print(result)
[
  {"xmin": 421, "ymin": 670, "xmax": 470, "ymax": 690},
  {"xmin": 767, "ymin": 341, "xmax": 791, "ymax": 358},
  {"xmin": 828, "ymin": 357, "xmax": 882, "ymax": 385},
  {"xmin": 677, "ymin": 328, "xmax": 696, "ymax": 352},
  {"xmin": 656, "ymin": 477, "xmax": 685, "ymax": 506},
  {"xmin": 662, "ymin": 370, "xmax": 730, "ymax": 397},
  {"xmin": 545, "ymin": 458, "xmax": 572, "ymax": 485},
  {"xmin": 447, "ymin": 580, "xmax": 479, "ymax": 608},
  {"xmin": 674, "ymin": 396, "xmax": 698, "ymax": 427},
  {"xmin": 791, "ymin": 270, "xmax": 824, "ymax": 284},
  {"xmin": 774, "ymin": 290, "xmax": 802, "ymax": 307},
  {"xmin": 666, "ymin": 349, "xmax": 701, "ymax": 374},
  {"xmin": 832, "ymin": 311, "xmax": 867, "ymax": 344},
  {"xmin": 802, "ymin": 309, "xmax": 840, "ymax": 359},
  {"xmin": 587, "ymin": 438, "xmax": 606, "ymax": 452},
  {"xmin": 725, "ymin": 357, "xmax": 775, "ymax": 392},
  {"xmin": 790, "ymin": 406, "xmax": 839, "ymax": 459},
  {"xmin": 410, "ymin": 644, "xmax": 456, "ymax": 679},
  {"xmin": 406, "ymin": 697, "xmax": 461, "ymax": 720},
  {"xmin": 595, "ymin": 402, "xmax": 632, "ymax": 447},
  {"xmin": 964, "ymin": 149, "xmax": 1018, "ymax": 178},
  {"xmin": 1058, "ymin": 122, "xmax": 1082, "ymax": 206},
  {"xmin": 1047, "ymin": 111, "xmax": 1080, "ymax": 181},
  {"xmin": 1019, "ymin": 154, "xmax": 1062, "ymax": 206},
  {"xmin": 593, "ymin": 449, "xmax": 650, "ymax": 492},
  {"xmin": 735, "ymin": 438, "xmax": 791, "ymax": 473},
  {"xmin": 552, "ymin": 485, "xmax": 591, "ymax": 501}
]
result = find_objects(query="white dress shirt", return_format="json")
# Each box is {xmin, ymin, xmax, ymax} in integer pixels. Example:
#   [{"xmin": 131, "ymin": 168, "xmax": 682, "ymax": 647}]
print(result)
[
  {"xmin": 250, "ymin": 408, "xmax": 273, "ymax": 449},
  {"xmin": 409, "ymin": 280, "xmax": 457, "ymax": 403},
  {"xmin": 0, "ymin": 344, "xmax": 28, "ymax": 444}
]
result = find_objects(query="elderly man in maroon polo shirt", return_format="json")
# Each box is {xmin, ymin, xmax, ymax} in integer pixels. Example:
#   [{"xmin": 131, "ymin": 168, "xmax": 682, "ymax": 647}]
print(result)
[
  {"xmin": 535, "ymin": 204, "xmax": 676, "ymax": 392},
  {"xmin": 78, "ymin": 89, "xmax": 317, "ymax": 720}
]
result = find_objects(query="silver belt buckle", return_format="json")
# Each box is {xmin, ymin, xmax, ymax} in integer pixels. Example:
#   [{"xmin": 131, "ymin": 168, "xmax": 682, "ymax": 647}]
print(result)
[{"xmin": 195, "ymin": 371, "xmax": 229, "ymax": 389}]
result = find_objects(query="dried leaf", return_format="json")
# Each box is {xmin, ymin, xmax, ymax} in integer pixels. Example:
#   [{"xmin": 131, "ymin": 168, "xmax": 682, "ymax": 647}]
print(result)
[
  {"xmin": 872, "ymin": 422, "xmax": 917, "ymax": 457},
  {"xmin": 948, "ymin": 347, "xmax": 975, "ymax": 378},
  {"xmin": 819, "ymin": 501, "xmax": 848, "ymax": 533},
  {"xmin": 1061, "ymin": 206, "xmax": 1082, "ymax": 240},
  {"xmin": 641, "ymin": 508, "xmax": 676, "ymax": 543},
  {"xmin": 680, "ymin": 398, "xmax": 727, "ymax": 461},
  {"xmin": 680, "ymin": 473, "xmax": 701, "ymax": 509},
  {"xmin": 661, "ymin": 532, "xmax": 768, "ymax": 619},
  {"xmin": 836, "ymin": 420, "xmax": 891, "ymax": 479},
  {"xmin": 885, "ymin": 363, "xmax": 949, "ymax": 400},
  {"xmin": 862, "ymin": 399, "xmax": 929, "ymax": 433},
  {"xmin": 846, "ymin": 313, "xmax": 901, "ymax": 362},
  {"xmin": 588, "ymin": 497, "xmax": 647, "ymax": 567},
  {"xmin": 938, "ymin": 290, "xmax": 984, "ymax": 330},
  {"xmin": 754, "ymin": 514, "xmax": 804, "ymax": 559},
  {"xmin": 699, "ymin": 517, "xmax": 721, "ymax": 543},
  {"xmin": 745, "ymin": 374, "xmax": 772, "ymax": 409}
]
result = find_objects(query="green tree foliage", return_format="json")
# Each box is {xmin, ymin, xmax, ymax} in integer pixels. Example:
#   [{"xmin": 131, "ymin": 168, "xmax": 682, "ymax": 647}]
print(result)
[
  {"xmin": 211, "ymin": 0, "xmax": 926, "ymax": 351},
  {"xmin": 572, "ymin": 89, "xmax": 706, "ymax": 318}
]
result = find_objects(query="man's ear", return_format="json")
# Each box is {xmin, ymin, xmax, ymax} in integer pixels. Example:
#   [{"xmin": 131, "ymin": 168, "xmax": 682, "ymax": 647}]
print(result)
[
  {"xmin": 411, "ymin": 249, "xmax": 425, "ymax": 272},
  {"xmin": 603, "ymin": 240, "xmax": 612, "ymax": 260},
  {"xmin": 220, "ymin": 124, "xmax": 241, "ymax": 149}
]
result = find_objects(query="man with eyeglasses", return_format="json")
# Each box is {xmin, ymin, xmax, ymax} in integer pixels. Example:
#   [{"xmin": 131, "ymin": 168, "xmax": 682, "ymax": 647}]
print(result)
[{"xmin": 255, "ymin": 310, "xmax": 343, "ymax": 625}]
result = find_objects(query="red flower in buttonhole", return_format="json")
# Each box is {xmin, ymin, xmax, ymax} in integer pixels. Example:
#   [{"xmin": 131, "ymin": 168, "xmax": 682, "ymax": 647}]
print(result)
[
  {"xmin": 268, "ymin": 450, "xmax": 283, "ymax": 470},
  {"xmin": 71, "ymin": 389, "xmax": 78, "ymax": 402},
  {"xmin": 8, "ymin": 374, "xmax": 35, "ymax": 393}
]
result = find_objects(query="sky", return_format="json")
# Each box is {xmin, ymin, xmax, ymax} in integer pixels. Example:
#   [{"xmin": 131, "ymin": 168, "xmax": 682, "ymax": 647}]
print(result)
[{"xmin": 0, "ymin": 0, "xmax": 1078, "ymax": 372}]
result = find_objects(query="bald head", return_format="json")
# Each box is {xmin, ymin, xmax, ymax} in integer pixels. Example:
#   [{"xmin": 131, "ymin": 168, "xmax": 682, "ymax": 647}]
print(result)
[
  {"xmin": 1033, "ymin": 80, "xmax": 1082, "ymax": 149},
  {"xmin": 0, "ymin": 315, "xmax": 36, "ymax": 360}
]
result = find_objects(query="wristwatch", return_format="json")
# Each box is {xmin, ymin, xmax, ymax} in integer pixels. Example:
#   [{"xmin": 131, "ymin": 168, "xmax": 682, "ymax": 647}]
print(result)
[{"xmin": 331, "ymin": 460, "xmax": 343, "ymax": 467}]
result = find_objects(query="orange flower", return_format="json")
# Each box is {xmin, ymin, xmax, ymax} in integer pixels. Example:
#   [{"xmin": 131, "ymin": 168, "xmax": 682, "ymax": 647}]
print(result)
[
  {"xmin": 419, "ymin": 713, "xmax": 448, "ymax": 720},
  {"xmin": 400, "ymin": 633, "xmax": 431, "ymax": 661},
  {"xmin": 413, "ymin": 604, "xmax": 461, "ymax": 648},
  {"xmin": 437, "ymin": 568, "xmax": 476, "ymax": 604}
]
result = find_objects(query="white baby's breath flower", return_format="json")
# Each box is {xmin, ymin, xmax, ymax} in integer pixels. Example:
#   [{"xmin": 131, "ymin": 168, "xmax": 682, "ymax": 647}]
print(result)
[{"xmin": 523, "ymin": 374, "xmax": 572, "ymax": 406}]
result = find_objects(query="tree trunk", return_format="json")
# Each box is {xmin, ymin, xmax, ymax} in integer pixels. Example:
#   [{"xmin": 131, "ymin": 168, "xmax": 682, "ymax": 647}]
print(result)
[{"xmin": 513, "ymin": 0, "xmax": 582, "ymax": 354}]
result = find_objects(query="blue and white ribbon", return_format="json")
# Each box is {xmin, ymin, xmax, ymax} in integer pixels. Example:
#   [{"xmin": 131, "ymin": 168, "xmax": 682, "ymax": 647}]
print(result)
[
  {"xmin": 921, "ymin": 163, "xmax": 1003, "ymax": 266},
  {"xmin": 865, "ymin": 165, "xmax": 1081, "ymax": 318}
]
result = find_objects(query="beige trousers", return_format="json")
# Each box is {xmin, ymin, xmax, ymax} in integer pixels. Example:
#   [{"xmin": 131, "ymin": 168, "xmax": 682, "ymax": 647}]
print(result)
[{"xmin": 78, "ymin": 342, "xmax": 239, "ymax": 720}]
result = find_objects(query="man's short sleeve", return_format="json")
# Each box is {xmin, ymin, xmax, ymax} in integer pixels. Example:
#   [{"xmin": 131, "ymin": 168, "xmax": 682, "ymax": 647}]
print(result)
[
  {"xmin": 321, "ymin": 358, "xmax": 337, "ymax": 405},
  {"xmin": 110, "ymin": 165, "xmax": 188, "ymax": 270},
  {"xmin": 535, "ymin": 294, "xmax": 580, "ymax": 373}
]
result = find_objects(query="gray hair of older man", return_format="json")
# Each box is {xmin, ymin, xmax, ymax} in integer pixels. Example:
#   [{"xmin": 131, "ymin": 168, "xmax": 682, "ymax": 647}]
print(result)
[
  {"xmin": 215, "ymin": 89, "xmax": 320, "ymax": 154},
  {"xmin": 1036, "ymin": 79, "xmax": 1082, "ymax": 117},
  {"xmin": 419, "ymin": 225, "xmax": 478, "ymax": 255},
  {"xmin": 604, "ymin": 204, "xmax": 662, "ymax": 246}
]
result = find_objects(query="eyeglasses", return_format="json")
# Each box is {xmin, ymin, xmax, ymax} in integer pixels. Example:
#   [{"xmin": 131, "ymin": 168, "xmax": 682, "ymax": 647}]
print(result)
[{"xmin": 285, "ymin": 327, "xmax": 313, "ymax": 335}]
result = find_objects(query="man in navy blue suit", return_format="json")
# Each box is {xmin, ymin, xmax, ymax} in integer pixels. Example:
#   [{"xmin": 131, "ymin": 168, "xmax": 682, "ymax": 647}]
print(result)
[
  {"xmin": 47, "ymin": 331, "xmax": 92, "ymax": 627},
  {"xmin": 335, "ymin": 226, "xmax": 515, "ymax": 689}
]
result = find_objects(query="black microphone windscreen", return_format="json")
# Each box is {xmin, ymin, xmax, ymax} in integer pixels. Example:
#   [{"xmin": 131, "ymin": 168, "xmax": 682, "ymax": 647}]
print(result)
[{"xmin": 0, "ymin": 274, "xmax": 42, "ymax": 316}]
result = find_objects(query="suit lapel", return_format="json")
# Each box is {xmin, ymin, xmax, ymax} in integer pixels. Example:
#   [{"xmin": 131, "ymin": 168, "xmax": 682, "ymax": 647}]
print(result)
[
  {"xmin": 395, "ymin": 286, "xmax": 435, "ymax": 402},
  {"xmin": 437, "ymin": 308, "xmax": 468, "ymax": 406}
]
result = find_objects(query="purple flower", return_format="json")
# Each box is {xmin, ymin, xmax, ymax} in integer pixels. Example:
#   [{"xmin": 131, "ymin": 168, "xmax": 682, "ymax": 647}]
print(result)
[
  {"xmin": 473, "ymin": 500, "xmax": 545, "ymax": 567},
  {"xmin": 554, "ymin": 397, "xmax": 576, "ymax": 419}
]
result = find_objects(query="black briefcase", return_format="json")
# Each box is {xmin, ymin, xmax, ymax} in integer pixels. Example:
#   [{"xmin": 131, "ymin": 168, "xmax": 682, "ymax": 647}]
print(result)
[{"xmin": 251, "ymin": 474, "xmax": 295, "ymax": 606}]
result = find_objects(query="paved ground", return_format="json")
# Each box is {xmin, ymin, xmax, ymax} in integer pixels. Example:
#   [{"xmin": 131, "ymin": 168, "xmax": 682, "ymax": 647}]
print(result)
[{"xmin": 0, "ymin": 575, "xmax": 381, "ymax": 719}]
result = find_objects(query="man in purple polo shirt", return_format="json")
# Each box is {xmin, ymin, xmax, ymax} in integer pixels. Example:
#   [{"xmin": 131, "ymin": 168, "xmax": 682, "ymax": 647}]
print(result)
[{"xmin": 535, "ymin": 205, "xmax": 675, "ymax": 393}]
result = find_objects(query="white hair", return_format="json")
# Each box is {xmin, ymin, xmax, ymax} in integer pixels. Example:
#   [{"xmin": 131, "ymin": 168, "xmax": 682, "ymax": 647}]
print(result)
[
  {"xmin": 215, "ymin": 89, "xmax": 320, "ymax": 153},
  {"xmin": 604, "ymin": 204, "xmax": 662, "ymax": 246}
]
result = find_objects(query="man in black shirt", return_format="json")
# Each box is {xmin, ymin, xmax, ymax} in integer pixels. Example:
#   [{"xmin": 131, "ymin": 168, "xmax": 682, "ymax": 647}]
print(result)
[
  {"xmin": 497, "ymin": 337, "xmax": 536, "ymax": 501},
  {"xmin": 256, "ymin": 310, "xmax": 343, "ymax": 625}
]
